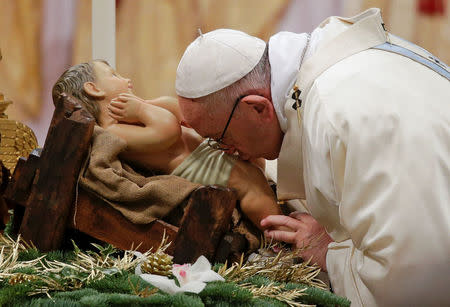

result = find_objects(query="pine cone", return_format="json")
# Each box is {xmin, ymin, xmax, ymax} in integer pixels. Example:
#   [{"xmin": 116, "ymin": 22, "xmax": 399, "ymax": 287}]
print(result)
[{"xmin": 141, "ymin": 251, "xmax": 173, "ymax": 276}]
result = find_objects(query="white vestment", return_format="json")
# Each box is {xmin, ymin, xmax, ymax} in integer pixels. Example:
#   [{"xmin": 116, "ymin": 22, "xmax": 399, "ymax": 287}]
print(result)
[{"xmin": 275, "ymin": 8, "xmax": 450, "ymax": 307}]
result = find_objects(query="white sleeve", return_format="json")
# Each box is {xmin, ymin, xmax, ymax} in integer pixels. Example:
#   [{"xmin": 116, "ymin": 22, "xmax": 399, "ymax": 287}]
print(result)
[{"xmin": 306, "ymin": 82, "xmax": 450, "ymax": 307}]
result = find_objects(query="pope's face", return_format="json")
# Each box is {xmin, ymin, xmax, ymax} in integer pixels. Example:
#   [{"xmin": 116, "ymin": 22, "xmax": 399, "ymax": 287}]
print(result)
[
  {"xmin": 178, "ymin": 96, "xmax": 283, "ymax": 160},
  {"xmin": 93, "ymin": 61, "xmax": 133, "ymax": 99}
]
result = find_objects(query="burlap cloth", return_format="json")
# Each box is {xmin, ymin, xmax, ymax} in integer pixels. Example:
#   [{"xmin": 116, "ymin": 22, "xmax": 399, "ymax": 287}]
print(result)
[
  {"xmin": 79, "ymin": 126, "xmax": 261, "ymax": 250},
  {"xmin": 79, "ymin": 126, "xmax": 200, "ymax": 224}
]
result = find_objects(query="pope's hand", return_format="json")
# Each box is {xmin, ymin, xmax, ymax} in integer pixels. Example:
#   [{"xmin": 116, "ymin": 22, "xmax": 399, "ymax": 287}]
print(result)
[{"xmin": 261, "ymin": 212, "xmax": 333, "ymax": 271}]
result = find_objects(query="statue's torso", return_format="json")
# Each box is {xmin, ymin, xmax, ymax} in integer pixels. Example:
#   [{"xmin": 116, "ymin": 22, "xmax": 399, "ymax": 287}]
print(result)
[{"xmin": 121, "ymin": 125, "xmax": 203, "ymax": 174}]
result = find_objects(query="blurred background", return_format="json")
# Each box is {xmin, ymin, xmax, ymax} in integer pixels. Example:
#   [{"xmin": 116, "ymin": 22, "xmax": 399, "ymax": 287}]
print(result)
[{"xmin": 0, "ymin": 0, "xmax": 449, "ymax": 146}]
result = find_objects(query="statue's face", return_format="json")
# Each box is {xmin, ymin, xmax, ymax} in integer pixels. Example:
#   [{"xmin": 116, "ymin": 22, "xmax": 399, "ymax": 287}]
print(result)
[{"xmin": 92, "ymin": 61, "xmax": 133, "ymax": 100}]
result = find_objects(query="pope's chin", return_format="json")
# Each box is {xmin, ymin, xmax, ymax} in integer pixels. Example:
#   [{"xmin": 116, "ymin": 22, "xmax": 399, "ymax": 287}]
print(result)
[
  {"xmin": 262, "ymin": 140, "xmax": 283, "ymax": 160},
  {"xmin": 263, "ymin": 151, "xmax": 280, "ymax": 160},
  {"xmin": 246, "ymin": 150, "xmax": 279, "ymax": 161}
]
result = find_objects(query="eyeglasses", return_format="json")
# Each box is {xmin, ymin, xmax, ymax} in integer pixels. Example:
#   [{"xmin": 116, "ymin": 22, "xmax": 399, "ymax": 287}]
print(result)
[{"xmin": 207, "ymin": 95, "xmax": 245, "ymax": 151}]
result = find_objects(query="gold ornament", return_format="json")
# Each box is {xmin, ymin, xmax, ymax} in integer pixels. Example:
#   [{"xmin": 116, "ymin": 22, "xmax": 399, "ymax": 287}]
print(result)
[
  {"xmin": 141, "ymin": 251, "xmax": 173, "ymax": 276},
  {"xmin": 0, "ymin": 93, "xmax": 38, "ymax": 173},
  {"xmin": 8, "ymin": 273, "xmax": 38, "ymax": 285}
]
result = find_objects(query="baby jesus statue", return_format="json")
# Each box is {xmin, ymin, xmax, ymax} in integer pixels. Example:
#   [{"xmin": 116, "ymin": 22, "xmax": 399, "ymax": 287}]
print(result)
[{"xmin": 52, "ymin": 60, "xmax": 286, "ymax": 233}]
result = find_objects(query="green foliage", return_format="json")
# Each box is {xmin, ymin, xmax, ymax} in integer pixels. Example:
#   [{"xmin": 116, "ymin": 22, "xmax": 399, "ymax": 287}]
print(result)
[
  {"xmin": 0, "ymin": 283, "xmax": 33, "ymax": 306},
  {"xmin": 79, "ymin": 292, "xmax": 145, "ymax": 306},
  {"xmin": 0, "ymin": 238, "xmax": 351, "ymax": 307},
  {"xmin": 87, "ymin": 271, "xmax": 136, "ymax": 294},
  {"xmin": 17, "ymin": 247, "xmax": 74, "ymax": 263},
  {"xmin": 169, "ymin": 293, "xmax": 204, "ymax": 307},
  {"xmin": 3, "ymin": 210, "xmax": 14, "ymax": 238},
  {"xmin": 0, "ymin": 277, "xmax": 351, "ymax": 307},
  {"xmin": 199, "ymin": 281, "xmax": 253, "ymax": 306},
  {"xmin": 89, "ymin": 242, "xmax": 119, "ymax": 258},
  {"xmin": 252, "ymin": 297, "xmax": 287, "ymax": 307},
  {"xmin": 212, "ymin": 263, "xmax": 225, "ymax": 272},
  {"xmin": 285, "ymin": 282, "xmax": 351, "ymax": 307},
  {"xmin": 75, "ymin": 292, "xmax": 204, "ymax": 307},
  {"xmin": 54, "ymin": 288, "xmax": 100, "ymax": 300},
  {"xmin": 46, "ymin": 249, "xmax": 76, "ymax": 262},
  {"xmin": 17, "ymin": 248, "xmax": 42, "ymax": 262},
  {"xmin": 242, "ymin": 275, "xmax": 275, "ymax": 286},
  {"xmin": 10, "ymin": 266, "xmax": 36, "ymax": 274},
  {"xmin": 242, "ymin": 275, "xmax": 351, "ymax": 307},
  {"xmin": 28, "ymin": 297, "xmax": 83, "ymax": 307}
]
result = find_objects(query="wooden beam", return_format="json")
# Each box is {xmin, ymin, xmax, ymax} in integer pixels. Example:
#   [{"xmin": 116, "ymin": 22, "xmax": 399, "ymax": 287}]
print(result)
[
  {"xmin": 4, "ymin": 152, "xmax": 44, "ymax": 235},
  {"xmin": 70, "ymin": 189, "xmax": 178, "ymax": 254},
  {"xmin": 19, "ymin": 94, "xmax": 95, "ymax": 251},
  {"xmin": 172, "ymin": 186, "xmax": 237, "ymax": 264},
  {"xmin": 0, "ymin": 160, "xmax": 10, "ymax": 232}
]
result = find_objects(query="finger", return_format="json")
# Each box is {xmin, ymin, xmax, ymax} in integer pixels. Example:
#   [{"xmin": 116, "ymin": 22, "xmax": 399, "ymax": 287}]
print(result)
[
  {"xmin": 290, "ymin": 212, "xmax": 316, "ymax": 225},
  {"xmin": 108, "ymin": 112, "xmax": 122, "ymax": 120},
  {"xmin": 110, "ymin": 101, "xmax": 125, "ymax": 108},
  {"xmin": 118, "ymin": 93, "xmax": 134, "ymax": 97},
  {"xmin": 264, "ymin": 229, "xmax": 297, "ymax": 244},
  {"xmin": 127, "ymin": 93, "xmax": 146, "ymax": 102},
  {"xmin": 289, "ymin": 211, "xmax": 302, "ymax": 220},
  {"xmin": 118, "ymin": 93, "xmax": 139, "ymax": 100},
  {"xmin": 108, "ymin": 105, "xmax": 123, "ymax": 115},
  {"xmin": 116, "ymin": 94, "xmax": 130, "ymax": 100},
  {"xmin": 289, "ymin": 211, "xmax": 310, "ymax": 220},
  {"xmin": 260, "ymin": 215, "xmax": 302, "ymax": 230},
  {"xmin": 112, "ymin": 96, "xmax": 128, "ymax": 103}
]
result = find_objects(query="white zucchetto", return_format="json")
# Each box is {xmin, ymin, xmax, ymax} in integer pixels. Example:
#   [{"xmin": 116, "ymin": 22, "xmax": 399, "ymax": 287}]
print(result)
[{"xmin": 176, "ymin": 29, "xmax": 266, "ymax": 98}]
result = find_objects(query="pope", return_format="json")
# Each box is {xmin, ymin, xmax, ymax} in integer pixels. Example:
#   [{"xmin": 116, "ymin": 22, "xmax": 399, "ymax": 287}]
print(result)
[{"xmin": 175, "ymin": 8, "xmax": 450, "ymax": 307}]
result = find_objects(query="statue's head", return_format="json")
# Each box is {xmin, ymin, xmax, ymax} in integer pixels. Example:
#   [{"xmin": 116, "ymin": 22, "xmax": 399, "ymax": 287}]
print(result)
[
  {"xmin": 53, "ymin": 60, "xmax": 133, "ymax": 126},
  {"xmin": 52, "ymin": 60, "xmax": 104, "ymax": 122}
]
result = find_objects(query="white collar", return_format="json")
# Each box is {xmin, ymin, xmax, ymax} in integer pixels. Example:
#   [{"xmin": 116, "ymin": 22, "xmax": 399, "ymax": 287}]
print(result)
[{"xmin": 268, "ymin": 29, "xmax": 323, "ymax": 132}]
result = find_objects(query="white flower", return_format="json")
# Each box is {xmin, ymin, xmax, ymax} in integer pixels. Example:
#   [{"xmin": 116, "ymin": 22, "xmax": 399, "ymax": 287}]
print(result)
[{"xmin": 135, "ymin": 255, "xmax": 224, "ymax": 294}]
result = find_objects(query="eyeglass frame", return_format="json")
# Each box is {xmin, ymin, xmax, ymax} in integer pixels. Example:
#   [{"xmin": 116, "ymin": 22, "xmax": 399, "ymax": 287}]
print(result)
[{"xmin": 207, "ymin": 95, "xmax": 246, "ymax": 151}]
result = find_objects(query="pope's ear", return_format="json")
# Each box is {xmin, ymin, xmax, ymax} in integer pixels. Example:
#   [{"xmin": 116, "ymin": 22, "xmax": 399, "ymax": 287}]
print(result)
[
  {"xmin": 241, "ymin": 95, "xmax": 275, "ymax": 121},
  {"xmin": 83, "ymin": 81, "xmax": 105, "ymax": 98}
]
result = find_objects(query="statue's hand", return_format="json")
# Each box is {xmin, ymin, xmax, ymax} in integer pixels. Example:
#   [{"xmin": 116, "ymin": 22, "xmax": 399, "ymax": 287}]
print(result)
[{"xmin": 108, "ymin": 93, "xmax": 145, "ymax": 124}]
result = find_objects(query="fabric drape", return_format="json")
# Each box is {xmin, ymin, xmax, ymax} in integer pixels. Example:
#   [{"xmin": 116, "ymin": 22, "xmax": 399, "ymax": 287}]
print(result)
[
  {"xmin": 72, "ymin": 0, "xmax": 289, "ymax": 100},
  {"xmin": 0, "ymin": 0, "xmax": 42, "ymax": 120}
]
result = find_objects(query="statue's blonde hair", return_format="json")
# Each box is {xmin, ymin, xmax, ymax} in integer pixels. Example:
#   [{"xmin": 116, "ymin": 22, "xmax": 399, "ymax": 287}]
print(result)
[{"xmin": 52, "ymin": 59, "xmax": 109, "ymax": 123}]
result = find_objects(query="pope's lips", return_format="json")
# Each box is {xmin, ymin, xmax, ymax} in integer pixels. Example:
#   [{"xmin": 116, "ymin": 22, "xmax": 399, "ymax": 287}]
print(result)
[{"xmin": 128, "ymin": 83, "xmax": 133, "ymax": 89}]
